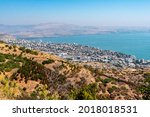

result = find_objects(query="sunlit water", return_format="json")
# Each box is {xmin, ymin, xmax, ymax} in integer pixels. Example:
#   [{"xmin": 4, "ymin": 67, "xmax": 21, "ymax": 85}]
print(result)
[{"xmin": 24, "ymin": 32, "xmax": 150, "ymax": 60}]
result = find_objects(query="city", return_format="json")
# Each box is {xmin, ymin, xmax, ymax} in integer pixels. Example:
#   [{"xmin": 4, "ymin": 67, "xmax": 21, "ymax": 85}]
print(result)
[{"xmin": 1, "ymin": 35, "xmax": 150, "ymax": 68}]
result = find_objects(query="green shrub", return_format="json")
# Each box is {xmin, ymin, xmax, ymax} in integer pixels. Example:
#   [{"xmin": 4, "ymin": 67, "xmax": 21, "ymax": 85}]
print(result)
[
  {"xmin": 96, "ymin": 77, "xmax": 103, "ymax": 82},
  {"xmin": 12, "ymin": 59, "xmax": 47, "ymax": 83},
  {"xmin": 19, "ymin": 46, "xmax": 26, "ymax": 52},
  {"xmin": 6, "ymin": 61, "xmax": 20, "ymax": 72},
  {"xmin": 69, "ymin": 83, "xmax": 98, "ymax": 100},
  {"xmin": 42, "ymin": 59, "xmax": 55, "ymax": 65},
  {"xmin": 25, "ymin": 49, "xmax": 32, "ymax": 54},
  {"xmin": 57, "ymin": 74, "xmax": 67, "ymax": 84},
  {"xmin": 107, "ymin": 86, "xmax": 117, "ymax": 93},
  {"xmin": 0, "ymin": 53, "xmax": 16, "ymax": 71},
  {"xmin": 102, "ymin": 78, "xmax": 113, "ymax": 85},
  {"xmin": 32, "ymin": 51, "xmax": 38, "ymax": 55},
  {"xmin": 0, "ymin": 77, "xmax": 19, "ymax": 99},
  {"xmin": 140, "ymin": 86, "xmax": 150, "ymax": 100},
  {"xmin": 0, "ymin": 54, "xmax": 5, "ymax": 62},
  {"xmin": 4, "ymin": 54, "xmax": 14, "ymax": 59},
  {"xmin": 139, "ymin": 73, "xmax": 150, "ymax": 100},
  {"xmin": 25, "ymin": 48, "xmax": 38, "ymax": 55}
]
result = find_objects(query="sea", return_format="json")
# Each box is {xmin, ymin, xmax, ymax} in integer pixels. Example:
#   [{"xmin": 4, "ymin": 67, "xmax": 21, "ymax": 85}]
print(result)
[{"xmin": 24, "ymin": 32, "xmax": 150, "ymax": 60}]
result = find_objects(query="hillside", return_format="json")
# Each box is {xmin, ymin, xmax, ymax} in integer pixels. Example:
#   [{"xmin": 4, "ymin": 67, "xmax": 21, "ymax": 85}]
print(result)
[{"xmin": 0, "ymin": 41, "xmax": 150, "ymax": 100}]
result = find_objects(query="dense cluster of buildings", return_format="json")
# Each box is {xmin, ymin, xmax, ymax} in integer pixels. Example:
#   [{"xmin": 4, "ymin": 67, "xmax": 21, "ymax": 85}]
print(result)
[{"xmin": 0, "ymin": 35, "xmax": 150, "ymax": 68}]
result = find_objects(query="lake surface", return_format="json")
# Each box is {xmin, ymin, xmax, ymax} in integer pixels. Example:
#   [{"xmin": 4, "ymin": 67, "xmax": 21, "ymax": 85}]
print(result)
[{"xmin": 24, "ymin": 32, "xmax": 150, "ymax": 60}]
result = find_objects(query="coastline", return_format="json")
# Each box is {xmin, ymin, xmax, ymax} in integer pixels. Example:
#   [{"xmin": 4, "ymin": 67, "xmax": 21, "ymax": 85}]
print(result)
[
  {"xmin": 16, "ymin": 32, "xmax": 150, "ymax": 60},
  {"xmin": 1, "ymin": 36, "xmax": 150, "ymax": 69}
]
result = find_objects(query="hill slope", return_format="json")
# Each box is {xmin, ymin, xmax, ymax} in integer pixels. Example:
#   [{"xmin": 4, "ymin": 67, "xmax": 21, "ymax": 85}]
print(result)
[{"xmin": 0, "ymin": 42, "xmax": 150, "ymax": 100}]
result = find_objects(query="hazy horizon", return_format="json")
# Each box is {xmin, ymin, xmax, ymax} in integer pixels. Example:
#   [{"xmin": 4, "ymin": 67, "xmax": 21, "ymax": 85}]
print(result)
[
  {"xmin": 1, "ymin": 22, "xmax": 150, "ymax": 28},
  {"xmin": 0, "ymin": 0, "xmax": 150, "ymax": 27}
]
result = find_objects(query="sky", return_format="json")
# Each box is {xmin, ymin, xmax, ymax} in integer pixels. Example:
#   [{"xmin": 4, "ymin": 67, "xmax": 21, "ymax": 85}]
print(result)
[{"xmin": 0, "ymin": 0, "xmax": 150, "ymax": 26}]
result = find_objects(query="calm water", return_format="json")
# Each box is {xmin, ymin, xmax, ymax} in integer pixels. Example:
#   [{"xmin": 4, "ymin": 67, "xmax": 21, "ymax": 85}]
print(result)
[{"xmin": 25, "ymin": 32, "xmax": 150, "ymax": 60}]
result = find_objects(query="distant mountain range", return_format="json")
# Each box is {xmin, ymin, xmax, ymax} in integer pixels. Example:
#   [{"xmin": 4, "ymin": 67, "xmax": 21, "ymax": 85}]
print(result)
[{"xmin": 0, "ymin": 23, "xmax": 150, "ymax": 38}]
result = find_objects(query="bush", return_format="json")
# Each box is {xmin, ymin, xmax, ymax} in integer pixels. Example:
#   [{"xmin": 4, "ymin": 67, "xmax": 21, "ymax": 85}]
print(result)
[
  {"xmin": 25, "ymin": 48, "xmax": 38, "ymax": 55},
  {"xmin": 0, "ymin": 60, "xmax": 20, "ymax": 72},
  {"xmin": 4, "ymin": 54, "xmax": 14, "ymax": 59},
  {"xmin": 19, "ymin": 46, "xmax": 26, "ymax": 52},
  {"xmin": 25, "ymin": 49, "xmax": 32, "ymax": 54},
  {"xmin": 139, "ymin": 73, "xmax": 150, "ymax": 100},
  {"xmin": 19, "ymin": 47, "xmax": 38, "ymax": 55},
  {"xmin": 12, "ymin": 59, "xmax": 47, "ymax": 83},
  {"xmin": 107, "ymin": 86, "xmax": 117, "ymax": 93},
  {"xmin": 140, "ymin": 86, "xmax": 150, "ymax": 100},
  {"xmin": 96, "ymin": 77, "xmax": 103, "ymax": 82},
  {"xmin": 102, "ymin": 78, "xmax": 113, "ymax": 85},
  {"xmin": 42, "ymin": 59, "xmax": 55, "ymax": 65},
  {"xmin": 69, "ymin": 83, "xmax": 98, "ymax": 100},
  {"xmin": 0, "ymin": 53, "xmax": 22, "ymax": 72},
  {"xmin": 32, "ymin": 51, "xmax": 38, "ymax": 55},
  {"xmin": 0, "ymin": 54, "xmax": 5, "ymax": 62},
  {"xmin": 0, "ymin": 77, "xmax": 19, "ymax": 99},
  {"xmin": 57, "ymin": 74, "xmax": 67, "ymax": 84}
]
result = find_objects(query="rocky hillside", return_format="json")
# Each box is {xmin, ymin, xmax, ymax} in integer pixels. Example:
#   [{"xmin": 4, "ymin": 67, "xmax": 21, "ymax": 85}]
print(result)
[{"xmin": 0, "ymin": 41, "xmax": 150, "ymax": 100}]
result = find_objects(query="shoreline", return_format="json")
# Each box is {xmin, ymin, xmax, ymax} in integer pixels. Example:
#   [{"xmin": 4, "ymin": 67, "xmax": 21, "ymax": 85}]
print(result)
[
  {"xmin": 16, "ymin": 33, "xmax": 150, "ymax": 60},
  {"xmin": 1, "ymin": 36, "xmax": 150, "ymax": 68}
]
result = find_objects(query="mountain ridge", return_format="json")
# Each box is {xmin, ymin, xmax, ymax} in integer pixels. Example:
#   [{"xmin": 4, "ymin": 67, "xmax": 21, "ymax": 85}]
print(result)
[{"xmin": 1, "ymin": 23, "xmax": 150, "ymax": 38}]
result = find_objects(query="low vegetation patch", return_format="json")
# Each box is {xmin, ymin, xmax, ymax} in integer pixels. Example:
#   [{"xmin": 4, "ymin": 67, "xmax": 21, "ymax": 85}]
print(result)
[
  {"xmin": 0, "ymin": 53, "xmax": 23, "ymax": 72},
  {"xmin": 0, "ymin": 53, "xmax": 6, "ymax": 62},
  {"xmin": 107, "ymin": 86, "xmax": 117, "ymax": 93},
  {"xmin": 19, "ymin": 47, "xmax": 38, "ymax": 55},
  {"xmin": 0, "ymin": 76, "xmax": 20, "ymax": 99},
  {"xmin": 69, "ymin": 83, "xmax": 98, "ymax": 100},
  {"xmin": 139, "ymin": 72, "xmax": 150, "ymax": 100},
  {"xmin": 42, "ymin": 59, "xmax": 55, "ymax": 65},
  {"xmin": 12, "ymin": 58, "xmax": 47, "ymax": 83},
  {"xmin": 0, "ymin": 61, "xmax": 20, "ymax": 72}
]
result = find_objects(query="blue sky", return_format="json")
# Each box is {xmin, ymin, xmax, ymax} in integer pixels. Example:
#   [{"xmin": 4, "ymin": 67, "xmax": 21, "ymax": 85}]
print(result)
[{"xmin": 0, "ymin": 0, "xmax": 150, "ymax": 26}]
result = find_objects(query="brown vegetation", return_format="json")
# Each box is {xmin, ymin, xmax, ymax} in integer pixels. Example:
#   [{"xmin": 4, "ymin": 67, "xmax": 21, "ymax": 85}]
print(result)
[{"xmin": 0, "ymin": 43, "xmax": 149, "ymax": 100}]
